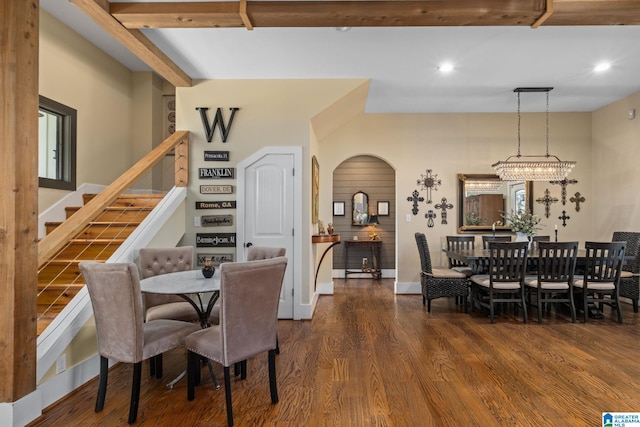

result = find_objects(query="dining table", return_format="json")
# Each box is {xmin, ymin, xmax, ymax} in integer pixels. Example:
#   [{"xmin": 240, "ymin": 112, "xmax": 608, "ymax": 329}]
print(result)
[{"xmin": 140, "ymin": 268, "xmax": 221, "ymax": 389}]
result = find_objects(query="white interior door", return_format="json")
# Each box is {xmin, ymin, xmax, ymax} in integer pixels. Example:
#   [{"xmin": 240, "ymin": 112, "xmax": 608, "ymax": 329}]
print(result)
[{"xmin": 239, "ymin": 152, "xmax": 295, "ymax": 318}]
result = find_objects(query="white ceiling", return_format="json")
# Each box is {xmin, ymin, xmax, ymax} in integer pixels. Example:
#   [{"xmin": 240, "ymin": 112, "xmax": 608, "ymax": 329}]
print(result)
[{"xmin": 41, "ymin": 0, "xmax": 640, "ymax": 113}]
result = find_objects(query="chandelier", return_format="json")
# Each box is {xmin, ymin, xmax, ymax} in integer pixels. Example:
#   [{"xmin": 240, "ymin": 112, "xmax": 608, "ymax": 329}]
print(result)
[
  {"xmin": 464, "ymin": 180, "xmax": 504, "ymax": 193},
  {"xmin": 492, "ymin": 87, "xmax": 576, "ymax": 181}
]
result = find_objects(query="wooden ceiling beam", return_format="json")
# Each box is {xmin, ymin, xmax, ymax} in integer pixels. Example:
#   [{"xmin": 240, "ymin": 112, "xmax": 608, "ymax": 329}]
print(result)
[
  {"xmin": 110, "ymin": 1, "xmax": 546, "ymax": 29},
  {"xmin": 545, "ymin": 0, "xmax": 640, "ymax": 25},
  {"xmin": 70, "ymin": 0, "xmax": 192, "ymax": 87}
]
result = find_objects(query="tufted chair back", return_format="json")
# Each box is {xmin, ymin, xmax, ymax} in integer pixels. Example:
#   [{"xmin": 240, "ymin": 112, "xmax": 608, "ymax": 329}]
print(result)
[
  {"xmin": 246, "ymin": 246, "xmax": 286, "ymax": 261},
  {"xmin": 139, "ymin": 246, "xmax": 195, "ymax": 310}
]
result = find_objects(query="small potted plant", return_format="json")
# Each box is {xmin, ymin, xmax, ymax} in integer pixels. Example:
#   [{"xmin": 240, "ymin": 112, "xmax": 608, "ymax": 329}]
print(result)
[{"xmin": 501, "ymin": 211, "xmax": 541, "ymax": 246}]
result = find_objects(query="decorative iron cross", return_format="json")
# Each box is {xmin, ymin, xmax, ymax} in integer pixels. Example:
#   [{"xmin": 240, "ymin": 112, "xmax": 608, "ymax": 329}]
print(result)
[
  {"xmin": 549, "ymin": 178, "xmax": 578, "ymax": 205},
  {"xmin": 570, "ymin": 192, "xmax": 586, "ymax": 212},
  {"xmin": 536, "ymin": 188, "xmax": 559, "ymax": 219},
  {"xmin": 435, "ymin": 197, "xmax": 454, "ymax": 225},
  {"xmin": 407, "ymin": 190, "xmax": 424, "ymax": 216},
  {"xmin": 425, "ymin": 210, "xmax": 437, "ymax": 228},
  {"xmin": 417, "ymin": 169, "xmax": 441, "ymax": 204},
  {"xmin": 558, "ymin": 210, "xmax": 571, "ymax": 227}
]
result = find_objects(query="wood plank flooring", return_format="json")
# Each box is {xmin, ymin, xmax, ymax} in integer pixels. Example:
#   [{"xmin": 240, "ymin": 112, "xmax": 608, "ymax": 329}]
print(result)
[{"xmin": 29, "ymin": 278, "xmax": 640, "ymax": 426}]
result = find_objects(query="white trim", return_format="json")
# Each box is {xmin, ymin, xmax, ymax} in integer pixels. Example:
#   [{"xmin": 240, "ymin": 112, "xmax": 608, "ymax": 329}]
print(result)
[
  {"xmin": 236, "ymin": 146, "xmax": 303, "ymax": 320},
  {"xmin": 316, "ymin": 280, "xmax": 334, "ymax": 295},
  {"xmin": 332, "ymin": 268, "xmax": 396, "ymax": 279},
  {"xmin": 395, "ymin": 281, "xmax": 421, "ymax": 294},
  {"xmin": 298, "ymin": 289, "xmax": 319, "ymax": 319},
  {"xmin": 0, "ymin": 389, "xmax": 42, "ymax": 427}
]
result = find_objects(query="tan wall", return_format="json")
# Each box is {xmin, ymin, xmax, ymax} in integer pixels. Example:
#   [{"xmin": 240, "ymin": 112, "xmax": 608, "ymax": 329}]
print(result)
[
  {"xmin": 38, "ymin": 10, "xmax": 134, "ymax": 212},
  {"xmin": 592, "ymin": 92, "xmax": 640, "ymax": 237}
]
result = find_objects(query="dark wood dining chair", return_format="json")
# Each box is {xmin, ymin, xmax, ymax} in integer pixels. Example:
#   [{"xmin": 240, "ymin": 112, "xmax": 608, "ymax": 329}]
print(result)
[
  {"xmin": 415, "ymin": 233, "xmax": 468, "ymax": 313},
  {"xmin": 524, "ymin": 241, "xmax": 578, "ymax": 323},
  {"xmin": 531, "ymin": 235, "xmax": 551, "ymax": 250},
  {"xmin": 470, "ymin": 241, "xmax": 528, "ymax": 323},
  {"xmin": 79, "ymin": 262, "xmax": 200, "ymax": 424},
  {"xmin": 445, "ymin": 235, "xmax": 475, "ymax": 277},
  {"xmin": 612, "ymin": 231, "xmax": 640, "ymax": 312},
  {"xmin": 481, "ymin": 235, "xmax": 512, "ymax": 249},
  {"xmin": 573, "ymin": 241, "xmax": 626, "ymax": 323},
  {"xmin": 186, "ymin": 257, "xmax": 288, "ymax": 427}
]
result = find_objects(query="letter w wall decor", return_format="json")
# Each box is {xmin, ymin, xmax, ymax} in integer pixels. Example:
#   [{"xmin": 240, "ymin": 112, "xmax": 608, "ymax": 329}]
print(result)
[{"xmin": 196, "ymin": 107, "xmax": 239, "ymax": 142}]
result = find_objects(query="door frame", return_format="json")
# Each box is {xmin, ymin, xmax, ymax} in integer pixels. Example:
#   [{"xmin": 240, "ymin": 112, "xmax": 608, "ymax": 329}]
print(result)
[{"xmin": 236, "ymin": 146, "xmax": 303, "ymax": 320}]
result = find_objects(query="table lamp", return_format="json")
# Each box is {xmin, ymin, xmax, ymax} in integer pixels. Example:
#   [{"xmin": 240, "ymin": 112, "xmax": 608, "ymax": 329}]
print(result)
[{"xmin": 367, "ymin": 215, "xmax": 379, "ymax": 240}]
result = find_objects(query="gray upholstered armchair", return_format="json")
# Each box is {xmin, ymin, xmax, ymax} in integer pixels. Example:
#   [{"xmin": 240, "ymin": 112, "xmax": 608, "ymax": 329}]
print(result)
[
  {"xmin": 186, "ymin": 257, "xmax": 288, "ymax": 427},
  {"xmin": 79, "ymin": 262, "xmax": 200, "ymax": 424}
]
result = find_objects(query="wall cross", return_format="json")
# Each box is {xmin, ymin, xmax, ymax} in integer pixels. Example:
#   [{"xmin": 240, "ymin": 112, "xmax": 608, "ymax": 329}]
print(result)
[
  {"xmin": 435, "ymin": 197, "xmax": 454, "ymax": 224},
  {"xmin": 417, "ymin": 169, "xmax": 441, "ymax": 204},
  {"xmin": 425, "ymin": 210, "xmax": 437, "ymax": 228},
  {"xmin": 558, "ymin": 210, "xmax": 571, "ymax": 227},
  {"xmin": 407, "ymin": 190, "xmax": 424, "ymax": 216},
  {"xmin": 570, "ymin": 192, "xmax": 586, "ymax": 212},
  {"xmin": 536, "ymin": 188, "xmax": 559, "ymax": 218},
  {"xmin": 549, "ymin": 178, "xmax": 578, "ymax": 205}
]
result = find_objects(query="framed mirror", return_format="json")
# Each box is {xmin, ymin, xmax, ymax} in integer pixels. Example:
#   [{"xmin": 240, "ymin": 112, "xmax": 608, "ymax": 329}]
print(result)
[
  {"xmin": 352, "ymin": 191, "xmax": 369, "ymax": 225},
  {"xmin": 457, "ymin": 174, "xmax": 533, "ymax": 233}
]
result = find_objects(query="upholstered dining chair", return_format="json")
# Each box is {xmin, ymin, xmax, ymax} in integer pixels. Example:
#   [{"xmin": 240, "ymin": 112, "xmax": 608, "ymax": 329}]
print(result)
[
  {"xmin": 445, "ymin": 235, "xmax": 475, "ymax": 277},
  {"xmin": 415, "ymin": 233, "xmax": 468, "ymax": 313},
  {"xmin": 79, "ymin": 262, "xmax": 200, "ymax": 424},
  {"xmin": 470, "ymin": 241, "xmax": 529, "ymax": 323},
  {"xmin": 247, "ymin": 245, "xmax": 286, "ymax": 260},
  {"xmin": 574, "ymin": 241, "xmax": 626, "ymax": 323},
  {"xmin": 612, "ymin": 231, "xmax": 640, "ymax": 312},
  {"xmin": 139, "ymin": 246, "xmax": 198, "ymax": 323},
  {"xmin": 524, "ymin": 241, "xmax": 578, "ymax": 323},
  {"xmin": 186, "ymin": 257, "xmax": 288, "ymax": 427}
]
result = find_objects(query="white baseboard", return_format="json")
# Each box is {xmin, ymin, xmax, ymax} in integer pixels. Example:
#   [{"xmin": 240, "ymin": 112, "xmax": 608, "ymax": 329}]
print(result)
[
  {"xmin": 394, "ymin": 281, "xmax": 421, "ymax": 294},
  {"xmin": 332, "ymin": 268, "xmax": 395, "ymax": 279},
  {"xmin": 0, "ymin": 389, "xmax": 42, "ymax": 427}
]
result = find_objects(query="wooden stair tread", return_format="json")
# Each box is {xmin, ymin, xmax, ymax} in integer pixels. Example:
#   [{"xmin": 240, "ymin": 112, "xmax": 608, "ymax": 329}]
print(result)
[
  {"xmin": 38, "ymin": 283, "xmax": 85, "ymax": 291},
  {"xmin": 69, "ymin": 238, "xmax": 126, "ymax": 243},
  {"xmin": 45, "ymin": 221, "xmax": 143, "ymax": 226}
]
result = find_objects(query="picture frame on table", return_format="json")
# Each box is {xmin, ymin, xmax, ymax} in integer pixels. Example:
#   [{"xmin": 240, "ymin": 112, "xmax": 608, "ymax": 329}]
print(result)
[
  {"xmin": 377, "ymin": 201, "xmax": 390, "ymax": 216},
  {"xmin": 333, "ymin": 201, "xmax": 345, "ymax": 216}
]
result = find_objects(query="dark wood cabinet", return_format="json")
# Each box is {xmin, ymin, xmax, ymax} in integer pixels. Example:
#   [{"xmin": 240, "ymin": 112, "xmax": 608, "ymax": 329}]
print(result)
[{"xmin": 465, "ymin": 194, "xmax": 504, "ymax": 226}]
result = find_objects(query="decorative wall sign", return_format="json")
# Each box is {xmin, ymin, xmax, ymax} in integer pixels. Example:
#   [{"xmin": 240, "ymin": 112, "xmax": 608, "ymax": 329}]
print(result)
[
  {"xmin": 196, "ymin": 233, "xmax": 236, "ymax": 247},
  {"xmin": 204, "ymin": 151, "xmax": 230, "ymax": 161},
  {"xmin": 377, "ymin": 201, "xmax": 389, "ymax": 216},
  {"xmin": 558, "ymin": 210, "xmax": 571, "ymax": 227},
  {"xmin": 197, "ymin": 253, "xmax": 234, "ymax": 266},
  {"xmin": 435, "ymin": 197, "xmax": 453, "ymax": 224},
  {"xmin": 425, "ymin": 210, "xmax": 437, "ymax": 228},
  {"xmin": 200, "ymin": 185, "xmax": 233, "ymax": 194},
  {"xmin": 163, "ymin": 95, "xmax": 175, "ymax": 140},
  {"xmin": 196, "ymin": 107, "xmax": 239, "ymax": 143},
  {"xmin": 407, "ymin": 190, "xmax": 424, "ymax": 216},
  {"xmin": 570, "ymin": 192, "xmax": 585, "ymax": 212},
  {"xmin": 333, "ymin": 201, "xmax": 345, "ymax": 216},
  {"xmin": 549, "ymin": 178, "xmax": 578, "ymax": 205},
  {"xmin": 417, "ymin": 169, "xmax": 441, "ymax": 204},
  {"xmin": 201, "ymin": 214, "xmax": 233, "ymax": 227},
  {"xmin": 536, "ymin": 188, "xmax": 559, "ymax": 218},
  {"xmin": 196, "ymin": 201, "xmax": 236, "ymax": 209},
  {"xmin": 199, "ymin": 167, "xmax": 235, "ymax": 179},
  {"xmin": 312, "ymin": 155, "xmax": 319, "ymax": 224}
]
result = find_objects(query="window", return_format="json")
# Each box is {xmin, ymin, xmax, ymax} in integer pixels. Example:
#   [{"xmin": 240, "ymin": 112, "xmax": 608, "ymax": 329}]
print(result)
[{"xmin": 39, "ymin": 96, "xmax": 76, "ymax": 190}]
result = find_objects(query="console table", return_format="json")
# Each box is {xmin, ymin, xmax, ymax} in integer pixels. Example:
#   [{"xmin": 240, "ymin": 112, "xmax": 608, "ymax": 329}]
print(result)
[
  {"xmin": 312, "ymin": 234, "xmax": 341, "ymax": 290},
  {"xmin": 344, "ymin": 239, "xmax": 382, "ymax": 280}
]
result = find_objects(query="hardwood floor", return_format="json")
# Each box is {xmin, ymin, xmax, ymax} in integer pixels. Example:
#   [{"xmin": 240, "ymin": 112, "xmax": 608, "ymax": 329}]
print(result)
[{"xmin": 29, "ymin": 279, "xmax": 640, "ymax": 426}]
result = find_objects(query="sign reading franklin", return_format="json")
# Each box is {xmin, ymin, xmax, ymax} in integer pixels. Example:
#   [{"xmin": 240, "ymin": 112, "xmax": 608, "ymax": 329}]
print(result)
[{"xmin": 199, "ymin": 168, "xmax": 235, "ymax": 179}]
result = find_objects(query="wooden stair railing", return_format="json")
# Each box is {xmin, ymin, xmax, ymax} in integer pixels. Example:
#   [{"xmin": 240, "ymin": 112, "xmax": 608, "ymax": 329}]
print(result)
[{"xmin": 37, "ymin": 130, "xmax": 189, "ymax": 268}]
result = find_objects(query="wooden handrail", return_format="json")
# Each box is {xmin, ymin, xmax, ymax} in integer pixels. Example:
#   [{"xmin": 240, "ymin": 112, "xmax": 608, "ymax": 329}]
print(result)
[{"xmin": 37, "ymin": 131, "xmax": 189, "ymax": 267}]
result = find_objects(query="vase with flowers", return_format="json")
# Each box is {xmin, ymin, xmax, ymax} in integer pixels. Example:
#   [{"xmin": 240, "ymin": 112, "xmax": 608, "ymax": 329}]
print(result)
[{"xmin": 501, "ymin": 211, "xmax": 541, "ymax": 248}]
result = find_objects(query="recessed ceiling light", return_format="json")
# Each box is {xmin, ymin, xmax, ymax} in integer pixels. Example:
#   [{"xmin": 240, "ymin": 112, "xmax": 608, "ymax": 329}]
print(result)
[
  {"xmin": 438, "ymin": 63, "xmax": 454, "ymax": 73},
  {"xmin": 594, "ymin": 62, "xmax": 611, "ymax": 72},
  {"xmin": 335, "ymin": 27, "xmax": 351, "ymax": 32}
]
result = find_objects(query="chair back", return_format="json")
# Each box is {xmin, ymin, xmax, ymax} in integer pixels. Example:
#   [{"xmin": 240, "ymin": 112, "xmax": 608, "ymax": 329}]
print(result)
[
  {"xmin": 79, "ymin": 262, "xmax": 144, "ymax": 364},
  {"xmin": 139, "ymin": 246, "xmax": 195, "ymax": 308},
  {"xmin": 218, "ymin": 257, "xmax": 288, "ymax": 366},
  {"xmin": 247, "ymin": 246, "xmax": 286, "ymax": 261},
  {"xmin": 612, "ymin": 231, "xmax": 640, "ymax": 274},
  {"xmin": 584, "ymin": 241, "xmax": 626, "ymax": 283},
  {"xmin": 482, "ymin": 235, "xmax": 511, "ymax": 249},
  {"xmin": 446, "ymin": 236, "xmax": 474, "ymax": 268},
  {"xmin": 536, "ymin": 241, "xmax": 578, "ymax": 284},
  {"xmin": 487, "ymin": 241, "xmax": 528, "ymax": 284},
  {"xmin": 414, "ymin": 233, "xmax": 433, "ymax": 275}
]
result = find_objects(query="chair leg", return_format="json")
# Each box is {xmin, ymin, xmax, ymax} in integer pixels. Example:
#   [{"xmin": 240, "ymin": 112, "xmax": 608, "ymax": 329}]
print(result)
[
  {"xmin": 520, "ymin": 289, "xmax": 528, "ymax": 323},
  {"xmin": 537, "ymin": 290, "xmax": 543, "ymax": 324},
  {"xmin": 615, "ymin": 297, "xmax": 623, "ymax": 323},
  {"xmin": 427, "ymin": 299, "xmax": 432, "ymax": 313},
  {"xmin": 128, "ymin": 362, "xmax": 142, "ymax": 424},
  {"xmin": 569, "ymin": 289, "xmax": 577, "ymax": 323},
  {"xmin": 149, "ymin": 355, "xmax": 156, "ymax": 377},
  {"xmin": 154, "ymin": 354, "xmax": 163, "ymax": 378},
  {"xmin": 268, "ymin": 349, "xmax": 278, "ymax": 404},
  {"xmin": 95, "ymin": 356, "xmax": 109, "ymax": 412},
  {"xmin": 275, "ymin": 335, "xmax": 280, "ymax": 355},
  {"xmin": 223, "ymin": 366, "xmax": 234, "ymax": 427},
  {"xmin": 187, "ymin": 351, "xmax": 197, "ymax": 401}
]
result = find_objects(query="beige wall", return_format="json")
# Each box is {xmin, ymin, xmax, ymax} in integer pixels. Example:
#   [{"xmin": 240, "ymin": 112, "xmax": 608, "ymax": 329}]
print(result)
[{"xmin": 38, "ymin": 10, "xmax": 134, "ymax": 212}]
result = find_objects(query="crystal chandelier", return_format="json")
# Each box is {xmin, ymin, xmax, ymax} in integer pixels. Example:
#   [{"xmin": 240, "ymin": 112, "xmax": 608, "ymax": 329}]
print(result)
[
  {"xmin": 464, "ymin": 180, "xmax": 504, "ymax": 193},
  {"xmin": 492, "ymin": 87, "xmax": 576, "ymax": 181}
]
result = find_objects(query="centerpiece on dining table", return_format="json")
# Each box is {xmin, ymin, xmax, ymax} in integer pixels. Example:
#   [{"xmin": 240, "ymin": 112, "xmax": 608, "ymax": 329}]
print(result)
[
  {"xmin": 501, "ymin": 210, "xmax": 541, "ymax": 248},
  {"xmin": 202, "ymin": 258, "xmax": 215, "ymax": 278}
]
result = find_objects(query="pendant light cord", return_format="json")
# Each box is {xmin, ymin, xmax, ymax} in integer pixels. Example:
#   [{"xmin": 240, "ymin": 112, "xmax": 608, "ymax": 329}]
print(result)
[
  {"xmin": 545, "ymin": 90, "xmax": 550, "ymax": 158},
  {"xmin": 517, "ymin": 91, "xmax": 521, "ymax": 157}
]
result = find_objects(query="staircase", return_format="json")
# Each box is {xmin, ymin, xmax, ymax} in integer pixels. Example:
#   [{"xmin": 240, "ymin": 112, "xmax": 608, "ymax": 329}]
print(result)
[{"xmin": 37, "ymin": 193, "xmax": 165, "ymax": 336}]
